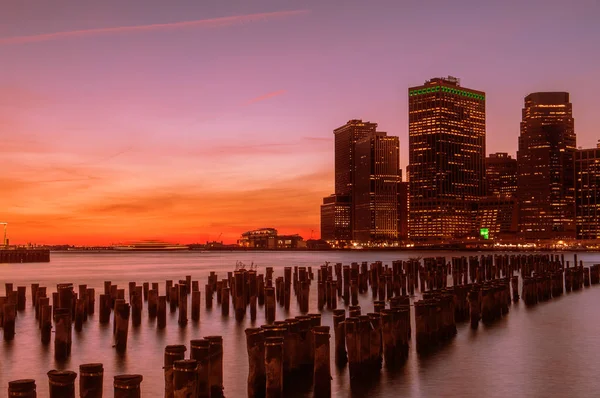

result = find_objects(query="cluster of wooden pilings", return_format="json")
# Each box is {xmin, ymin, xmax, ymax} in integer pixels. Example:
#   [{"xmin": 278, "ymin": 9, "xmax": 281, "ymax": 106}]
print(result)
[
  {"xmin": 245, "ymin": 317, "xmax": 331, "ymax": 398},
  {"xmin": 4, "ymin": 254, "xmax": 600, "ymax": 397},
  {"xmin": 7, "ymin": 364, "xmax": 143, "ymax": 397},
  {"xmin": 163, "ymin": 337, "xmax": 224, "ymax": 398}
]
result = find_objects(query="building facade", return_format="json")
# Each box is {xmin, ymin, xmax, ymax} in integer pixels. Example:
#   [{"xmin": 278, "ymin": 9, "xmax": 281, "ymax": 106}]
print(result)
[
  {"xmin": 473, "ymin": 197, "xmax": 519, "ymax": 239},
  {"xmin": 353, "ymin": 132, "xmax": 400, "ymax": 242},
  {"xmin": 575, "ymin": 143, "xmax": 600, "ymax": 240},
  {"xmin": 238, "ymin": 228, "xmax": 306, "ymax": 249},
  {"xmin": 486, "ymin": 153, "xmax": 518, "ymax": 197},
  {"xmin": 320, "ymin": 194, "xmax": 352, "ymax": 243},
  {"xmin": 408, "ymin": 76, "xmax": 486, "ymax": 240},
  {"xmin": 517, "ymin": 92, "xmax": 576, "ymax": 239}
]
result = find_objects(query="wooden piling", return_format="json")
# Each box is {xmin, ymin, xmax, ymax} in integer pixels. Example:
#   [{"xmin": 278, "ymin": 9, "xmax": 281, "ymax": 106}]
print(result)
[
  {"xmin": 332, "ymin": 309, "xmax": 347, "ymax": 365},
  {"xmin": 31, "ymin": 283, "xmax": 39, "ymax": 307},
  {"xmin": 166, "ymin": 280, "xmax": 173, "ymax": 302},
  {"xmin": 17, "ymin": 286, "xmax": 26, "ymax": 311},
  {"xmin": 157, "ymin": 296, "xmax": 167, "ymax": 329},
  {"xmin": 75, "ymin": 298, "xmax": 85, "ymax": 331},
  {"xmin": 98, "ymin": 294, "xmax": 111, "ymax": 324},
  {"xmin": 245, "ymin": 328, "xmax": 266, "ymax": 398},
  {"xmin": 344, "ymin": 317, "xmax": 359, "ymax": 379},
  {"xmin": 205, "ymin": 284, "xmax": 213, "ymax": 309},
  {"xmin": 190, "ymin": 339, "xmax": 211, "ymax": 398},
  {"xmin": 173, "ymin": 359, "xmax": 199, "ymax": 397},
  {"xmin": 170, "ymin": 286, "xmax": 179, "ymax": 313},
  {"xmin": 114, "ymin": 301, "xmax": 130, "ymax": 352},
  {"xmin": 179, "ymin": 284, "xmax": 188, "ymax": 326},
  {"xmin": 114, "ymin": 375, "xmax": 143, "ymax": 398},
  {"xmin": 265, "ymin": 336, "xmax": 284, "ymax": 398},
  {"xmin": 313, "ymin": 326, "xmax": 331, "ymax": 398},
  {"xmin": 192, "ymin": 290, "xmax": 201, "ymax": 322},
  {"xmin": 143, "ymin": 282, "xmax": 149, "ymax": 301},
  {"xmin": 8, "ymin": 379, "xmax": 37, "ymax": 398},
  {"xmin": 47, "ymin": 370, "xmax": 77, "ymax": 398},
  {"xmin": 265, "ymin": 287, "xmax": 276, "ymax": 323},
  {"xmin": 206, "ymin": 336, "xmax": 224, "ymax": 398},
  {"xmin": 3, "ymin": 303, "xmax": 16, "ymax": 340},
  {"xmin": 86, "ymin": 288, "xmax": 95, "ymax": 315},
  {"xmin": 132, "ymin": 287, "xmax": 142, "ymax": 326},
  {"xmin": 54, "ymin": 308, "xmax": 72, "ymax": 359},
  {"xmin": 164, "ymin": 345, "xmax": 187, "ymax": 398},
  {"xmin": 221, "ymin": 286, "xmax": 230, "ymax": 317},
  {"xmin": 41, "ymin": 304, "xmax": 52, "ymax": 344},
  {"xmin": 79, "ymin": 363, "xmax": 103, "ymax": 398}
]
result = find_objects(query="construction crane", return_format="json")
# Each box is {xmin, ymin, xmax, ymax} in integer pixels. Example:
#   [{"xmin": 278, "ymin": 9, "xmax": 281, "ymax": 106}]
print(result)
[{"xmin": 0, "ymin": 222, "xmax": 7, "ymax": 247}]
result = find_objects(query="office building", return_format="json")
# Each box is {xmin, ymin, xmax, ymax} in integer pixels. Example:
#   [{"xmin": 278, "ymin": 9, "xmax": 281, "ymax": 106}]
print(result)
[
  {"xmin": 575, "ymin": 142, "xmax": 600, "ymax": 240},
  {"xmin": 320, "ymin": 194, "xmax": 352, "ymax": 243},
  {"xmin": 408, "ymin": 76, "xmax": 486, "ymax": 240},
  {"xmin": 517, "ymin": 92, "xmax": 576, "ymax": 239},
  {"xmin": 473, "ymin": 197, "xmax": 519, "ymax": 239},
  {"xmin": 486, "ymin": 153, "xmax": 518, "ymax": 197},
  {"xmin": 353, "ymin": 132, "xmax": 400, "ymax": 242}
]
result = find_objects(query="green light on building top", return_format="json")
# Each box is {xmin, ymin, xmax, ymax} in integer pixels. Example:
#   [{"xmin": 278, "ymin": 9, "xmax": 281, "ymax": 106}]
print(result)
[{"xmin": 409, "ymin": 86, "xmax": 485, "ymax": 100}]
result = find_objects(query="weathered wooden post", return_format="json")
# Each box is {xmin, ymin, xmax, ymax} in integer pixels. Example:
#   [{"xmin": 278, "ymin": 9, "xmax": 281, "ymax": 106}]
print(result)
[
  {"xmin": 245, "ymin": 328, "xmax": 266, "ymax": 398},
  {"xmin": 8, "ymin": 379, "xmax": 37, "ymax": 397},
  {"xmin": 17, "ymin": 286, "xmax": 26, "ymax": 311},
  {"xmin": 114, "ymin": 301, "xmax": 130, "ymax": 353},
  {"xmin": 170, "ymin": 286, "xmax": 179, "ymax": 313},
  {"xmin": 41, "ymin": 304, "xmax": 52, "ymax": 344},
  {"xmin": 152, "ymin": 282, "xmax": 159, "ymax": 294},
  {"xmin": 78, "ymin": 284, "xmax": 88, "ymax": 321},
  {"xmin": 3, "ymin": 303, "xmax": 16, "ymax": 341},
  {"xmin": 75, "ymin": 298, "xmax": 85, "ymax": 331},
  {"xmin": 131, "ymin": 287, "xmax": 142, "ymax": 326},
  {"xmin": 368, "ymin": 313, "xmax": 382, "ymax": 369},
  {"xmin": 265, "ymin": 336, "xmax": 284, "ymax": 398},
  {"xmin": 332, "ymin": 309, "xmax": 347, "ymax": 365},
  {"xmin": 380, "ymin": 309, "xmax": 395, "ymax": 366},
  {"xmin": 192, "ymin": 290, "xmax": 201, "ymax": 321},
  {"xmin": 54, "ymin": 308, "xmax": 72, "ymax": 359},
  {"xmin": 47, "ymin": 370, "xmax": 77, "ymax": 398},
  {"xmin": 79, "ymin": 363, "xmax": 103, "ymax": 398},
  {"xmin": 98, "ymin": 294, "xmax": 110, "ymax": 324},
  {"xmin": 190, "ymin": 339, "xmax": 211, "ymax": 398},
  {"xmin": 86, "ymin": 288, "xmax": 95, "ymax": 315},
  {"xmin": 265, "ymin": 287, "xmax": 276, "ymax": 323},
  {"xmin": 5, "ymin": 282, "xmax": 13, "ymax": 295},
  {"xmin": 143, "ymin": 282, "xmax": 149, "ymax": 301},
  {"xmin": 206, "ymin": 336, "xmax": 224, "ymax": 397},
  {"xmin": 511, "ymin": 276, "xmax": 519, "ymax": 302},
  {"xmin": 31, "ymin": 283, "xmax": 39, "ymax": 307},
  {"xmin": 344, "ymin": 317, "xmax": 359, "ymax": 379},
  {"xmin": 52, "ymin": 292, "xmax": 59, "ymax": 317},
  {"xmin": 164, "ymin": 345, "xmax": 187, "ymax": 398},
  {"xmin": 114, "ymin": 375, "xmax": 143, "ymax": 398},
  {"xmin": 179, "ymin": 284, "xmax": 188, "ymax": 326},
  {"xmin": 173, "ymin": 359, "xmax": 199, "ymax": 397},
  {"xmin": 469, "ymin": 288, "xmax": 480, "ymax": 329},
  {"xmin": 148, "ymin": 289, "xmax": 158, "ymax": 318},
  {"xmin": 221, "ymin": 286, "xmax": 230, "ymax": 317},
  {"xmin": 157, "ymin": 296, "xmax": 167, "ymax": 329},
  {"xmin": 205, "ymin": 284, "xmax": 213, "ymax": 309},
  {"xmin": 313, "ymin": 326, "xmax": 331, "ymax": 398}
]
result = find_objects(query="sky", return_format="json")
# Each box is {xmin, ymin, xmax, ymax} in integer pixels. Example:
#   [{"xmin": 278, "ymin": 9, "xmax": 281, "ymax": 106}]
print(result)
[{"xmin": 1, "ymin": 0, "xmax": 599, "ymax": 245}]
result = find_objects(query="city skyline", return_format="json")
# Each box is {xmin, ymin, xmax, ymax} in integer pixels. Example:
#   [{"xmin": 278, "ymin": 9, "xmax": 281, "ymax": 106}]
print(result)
[{"xmin": 2, "ymin": 1, "xmax": 600, "ymax": 244}]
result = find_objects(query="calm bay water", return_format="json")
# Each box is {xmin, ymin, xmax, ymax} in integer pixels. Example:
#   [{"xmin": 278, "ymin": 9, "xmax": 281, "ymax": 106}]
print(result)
[{"xmin": 1, "ymin": 250, "xmax": 600, "ymax": 397}]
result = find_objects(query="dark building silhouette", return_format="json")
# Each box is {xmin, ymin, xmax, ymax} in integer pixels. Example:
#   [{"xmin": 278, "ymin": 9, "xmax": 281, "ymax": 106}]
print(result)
[
  {"xmin": 353, "ymin": 132, "xmax": 400, "ymax": 242},
  {"xmin": 517, "ymin": 92, "xmax": 576, "ymax": 239},
  {"xmin": 575, "ymin": 142, "xmax": 600, "ymax": 240},
  {"xmin": 334, "ymin": 120, "xmax": 378, "ymax": 196},
  {"xmin": 486, "ymin": 153, "xmax": 518, "ymax": 197},
  {"xmin": 320, "ymin": 194, "xmax": 352, "ymax": 243},
  {"xmin": 408, "ymin": 76, "xmax": 486, "ymax": 241},
  {"xmin": 238, "ymin": 228, "xmax": 306, "ymax": 249},
  {"xmin": 321, "ymin": 120, "xmax": 378, "ymax": 244}
]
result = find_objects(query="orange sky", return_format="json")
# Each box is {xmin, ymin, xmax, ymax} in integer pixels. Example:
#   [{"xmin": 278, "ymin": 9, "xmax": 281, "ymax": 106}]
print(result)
[{"xmin": 2, "ymin": 1, "xmax": 599, "ymax": 245}]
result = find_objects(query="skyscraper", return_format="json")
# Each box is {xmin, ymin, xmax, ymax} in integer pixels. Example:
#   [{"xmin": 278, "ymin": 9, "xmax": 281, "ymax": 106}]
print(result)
[
  {"xmin": 575, "ymin": 142, "xmax": 600, "ymax": 240},
  {"xmin": 353, "ymin": 132, "xmax": 400, "ymax": 242},
  {"xmin": 321, "ymin": 120, "xmax": 378, "ymax": 245},
  {"xmin": 408, "ymin": 76, "xmax": 486, "ymax": 240},
  {"xmin": 517, "ymin": 92, "xmax": 576, "ymax": 239},
  {"xmin": 486, "ymin": 153, "xmax": 518, "ymax": 197},
  {"xmin": 334, "ymin": 120, "xmax": 378, "ymax": 196}
]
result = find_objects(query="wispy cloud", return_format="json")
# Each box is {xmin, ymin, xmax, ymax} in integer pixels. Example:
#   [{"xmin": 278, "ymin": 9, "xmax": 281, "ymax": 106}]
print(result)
[
  {"xmin": 0, "ymin": 10, "xmax": 310, "ymax": 45},
  {"xmin": 243, "ymin": 90, "xmax": 287, "ymax": 105}
]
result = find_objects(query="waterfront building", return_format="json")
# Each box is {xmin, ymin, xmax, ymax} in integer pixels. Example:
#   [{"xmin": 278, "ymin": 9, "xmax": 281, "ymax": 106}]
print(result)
[
  {"xmin": 408, "ymin": 76, "xmax": 486, "ymax": 241},
  {"xmin": 517, "ymin": 92, "xmax": 576, "ymax": 239},
  {"xmin": 486, "ymin": 153, "xmax": 518, "ymax": 197},
  {"xmin": 238, "ymin": 228, "xmax": 306, "ymax": 249},
  {"xmin": 575, "ymin": 142, "xmax": 600, "ymax": 240}
]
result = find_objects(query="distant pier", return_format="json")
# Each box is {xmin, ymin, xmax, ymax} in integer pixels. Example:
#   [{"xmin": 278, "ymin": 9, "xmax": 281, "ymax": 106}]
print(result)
[{"xmin": 0, "ymin": 248, "xmax": 50, "ymax": 263}]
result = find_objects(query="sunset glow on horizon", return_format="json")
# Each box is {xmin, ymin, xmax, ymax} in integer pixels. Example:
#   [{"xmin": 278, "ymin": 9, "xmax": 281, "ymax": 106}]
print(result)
[{"xmin": 2, "ymin": 0, "xmax": 599, "ymax": 245}]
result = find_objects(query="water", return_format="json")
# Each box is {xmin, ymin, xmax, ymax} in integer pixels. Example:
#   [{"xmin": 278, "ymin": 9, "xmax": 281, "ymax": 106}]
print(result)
[{"xmin": 1, "ymin": 250, "xmax": 600, "ymax": 397}]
